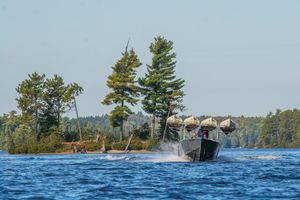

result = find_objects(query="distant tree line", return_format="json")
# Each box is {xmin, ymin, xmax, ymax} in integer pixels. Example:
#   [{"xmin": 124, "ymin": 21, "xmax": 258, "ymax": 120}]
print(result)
[
  {"xmin": 257, "ymin": 109, "xmax": 300, "ymax": 148},
  {"xmin": 13, "ymin": 113, "xmax": 264, "ymax": 148},
  {"xmin": 1, "ymin": 106, "xmax": 300, "ymax": 152}
]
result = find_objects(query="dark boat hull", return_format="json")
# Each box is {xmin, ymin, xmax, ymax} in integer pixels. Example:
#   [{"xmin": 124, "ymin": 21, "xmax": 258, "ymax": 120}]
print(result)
[{"xmin": 178, "ymin": 139, "xmax": 220, "ymax": 161}]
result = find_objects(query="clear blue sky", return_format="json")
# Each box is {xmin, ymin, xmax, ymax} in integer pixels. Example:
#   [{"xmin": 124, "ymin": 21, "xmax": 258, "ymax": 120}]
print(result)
[{"xmin": 1, "ymin": 0, "xmax": 300, "ymax": 117}]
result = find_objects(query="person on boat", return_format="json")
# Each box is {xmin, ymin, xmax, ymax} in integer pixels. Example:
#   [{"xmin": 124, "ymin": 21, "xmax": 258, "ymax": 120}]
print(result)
[
  {"xmin": 202, "ymin": 130, "xmax": 209, "ymax": 139},
  {"xmin": 197, "ymin": 128, "xmax": 202, "ymax": 138},
  {"xmin": 193, "ymin": 131, "xmax": 198, "ymax": 139}
]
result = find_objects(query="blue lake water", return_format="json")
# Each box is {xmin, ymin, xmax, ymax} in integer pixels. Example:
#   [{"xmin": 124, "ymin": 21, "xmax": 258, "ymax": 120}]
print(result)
[{"xmin": 1, "ymin": 148, "xmax": 300, "ymax": 200}]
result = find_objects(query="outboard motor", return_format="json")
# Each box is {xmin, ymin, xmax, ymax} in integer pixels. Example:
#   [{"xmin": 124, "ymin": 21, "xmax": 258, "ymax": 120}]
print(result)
[
  {"xmin": 220, "ymin": 118, "xmax": 238, "ymax": 134},
  {"xmin": 200, "ymin": 117, "xmax": 217, "ymax": 131},
  {"xmin": 184, "ymin": 116, "xmax": 200, "ymax": 132},
  {"xmin": 166, "ymin": 115, "xmax": 183, "ymax": 131}
]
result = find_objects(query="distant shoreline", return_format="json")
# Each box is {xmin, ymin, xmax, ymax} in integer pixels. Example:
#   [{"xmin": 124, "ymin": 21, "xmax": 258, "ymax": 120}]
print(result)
[
  {"xmin": 2, "ymin": 147, "xmax": 300, "ymax": 155},
  {"xmin": 33, "ymin": 150, "xmax": 157, "ymax": 155}
]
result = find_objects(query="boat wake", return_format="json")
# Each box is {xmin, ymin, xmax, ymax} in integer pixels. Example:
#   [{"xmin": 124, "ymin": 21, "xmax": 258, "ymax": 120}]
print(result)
[
  {"xmin": 98, "ymin": 153, "xmax": 188, "ymax": 163},
  {"xmin": 98, "ymin": 142, "xmax": 189, "ymax": 163},
  {"xmin": 215, "ymin": 154, "xmax": 283, "ymax": 162},
  {"xmin": 237, "ymin": 155, "xmax": 282, "ymax": 161},
  {"xmin": 142, "ymin": 154, "xmax": 189, "ymax": 163},
  {"xmin": 144, "ymin": 142, "xmax": 189, "ymax": 162},
  {"xmin": 97, "ymin": 154, "xmax": 282, "ymax": 163},
  {"xmin": 99, "ymin": 155, "xmax": 131, "ymax": 161}
]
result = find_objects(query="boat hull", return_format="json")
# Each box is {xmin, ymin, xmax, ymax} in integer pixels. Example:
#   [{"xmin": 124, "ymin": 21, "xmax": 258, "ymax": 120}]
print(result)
[{"xmin": 178, "ymin": 139, "xmax": 220, "ymax": 161}]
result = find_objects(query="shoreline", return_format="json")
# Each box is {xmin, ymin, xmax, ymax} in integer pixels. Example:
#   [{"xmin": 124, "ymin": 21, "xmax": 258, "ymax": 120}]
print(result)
[
  {"xmin": 3, "ymin": 147, "xmax": 300, "ymax": 155},
  {"xmin": 35, "ymin": 149, "xmax": 158, "ymax": 155}
]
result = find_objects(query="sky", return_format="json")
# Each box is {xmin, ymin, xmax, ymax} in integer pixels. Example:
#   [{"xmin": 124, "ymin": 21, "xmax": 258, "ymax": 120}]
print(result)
[{"xmin": 0, "ymin": 0, "xmax": 300, "ymax": 117}]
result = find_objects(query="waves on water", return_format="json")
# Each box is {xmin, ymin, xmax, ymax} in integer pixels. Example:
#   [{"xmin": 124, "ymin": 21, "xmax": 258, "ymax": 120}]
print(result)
[
  {"xmin": 98, "ymin": 154, "xmax": 188, "ymax": 162},
  {"xmin": 1, "ymin": 148, "xmax": 300, "ymax": 200}
]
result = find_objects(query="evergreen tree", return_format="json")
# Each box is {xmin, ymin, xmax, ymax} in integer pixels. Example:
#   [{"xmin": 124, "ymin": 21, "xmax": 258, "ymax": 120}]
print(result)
[
  {"xmin": 41, "ymin": 75, "xmax": 83, "ymax": 136},
  {"xmin": 139, "ymin": 36, "xmax": 185, "ymax": 140},
  {"xmin": 2, "ymin": 111, "xmax": 19, "ymax": 152},
  {"xmin": 258, "ymin": 109, "xmax": 300, "ymax": 147},
  {"xmin": 15, "ymin": 73, "xmax": 83, "ymax": 138},
  {"xmin": 16, "ymin": 73, "xmax": 45, "ymax": 140},
  {"xmin": 102, "ymin": 48, "xmax": 142, "ymax": 141}
]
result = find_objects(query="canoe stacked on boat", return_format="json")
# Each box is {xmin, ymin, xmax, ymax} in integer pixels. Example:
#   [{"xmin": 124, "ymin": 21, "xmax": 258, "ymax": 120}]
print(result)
[
  {"xmin": 200, "ymin": 117, "xmax": 217, "ymax": 131},
  {"xmin": 220, "ymin": 118, "xmax": 238, "ymax": 134},
  {"xmin": 167, "ymin": 115, "xmax": 183, "ymax": 130},
  {"xmin": 184, "ymin": 116, "xmax": 200, "ymax": 131}
]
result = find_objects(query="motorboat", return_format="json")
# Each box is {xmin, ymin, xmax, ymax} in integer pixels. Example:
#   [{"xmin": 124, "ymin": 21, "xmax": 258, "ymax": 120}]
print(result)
[{"xmin": 167, "ymin": 116, "xmax": 238, "ymax": 161}]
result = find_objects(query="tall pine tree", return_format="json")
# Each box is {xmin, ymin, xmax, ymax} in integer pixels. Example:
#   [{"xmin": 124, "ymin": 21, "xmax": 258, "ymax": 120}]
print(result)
[
  {"xmin": 102, "ymin": 48, "xmax": 142, "ymax": 141},
  {"xmin": 41, "ymin": 75, "xmax": 83, "ymax": 136},
  {"xmin": 16, "ymin": 72, "xmax": 45, "ymax": 140},
  {"xmin": 139, "ymin": 36, "xmax": 185, "ymax": 140}
]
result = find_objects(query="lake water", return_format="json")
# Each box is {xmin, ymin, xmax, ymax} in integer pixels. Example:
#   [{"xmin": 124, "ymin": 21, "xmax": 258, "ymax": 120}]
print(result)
[{"xmin": 1, "ymin": 148, "xmax": 300, "ymax": 200}]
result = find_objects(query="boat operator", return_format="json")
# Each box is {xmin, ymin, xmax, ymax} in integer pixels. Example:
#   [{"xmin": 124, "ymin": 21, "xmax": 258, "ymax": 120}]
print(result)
[{"xmin": 202, "ymin": 130, "xmax": 209, "ymax": 139}]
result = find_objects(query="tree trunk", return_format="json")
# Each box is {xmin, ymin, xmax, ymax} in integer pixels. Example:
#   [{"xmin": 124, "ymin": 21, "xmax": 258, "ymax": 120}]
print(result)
[
  {"xmin": 124, "ymin": 134, "xmax": 133, "ymax": 153},
  {"xmin": 73, "ymin": 96, "xmax": 82, "ymax": 141},
  {"xmin": 57, "ymin": 110, "xmax": 60, "ymax": 129},
  {"xmin": 162, "ymin": 107, "xmax": 171, "ymax": 142},
  {"xmin": 120, "ymin": 120, "xmax": 123, "ymax": 142},
  {"xmin": 120, "ymin": 100, "xmax": 124, "ymax": 142},
  {"xmin": 151, "ymin": 113, "xmax": 155, "ymax": 138},
  {"xmin": 34, "ymin": 96, "xmax": 39, "ymax": 141}
]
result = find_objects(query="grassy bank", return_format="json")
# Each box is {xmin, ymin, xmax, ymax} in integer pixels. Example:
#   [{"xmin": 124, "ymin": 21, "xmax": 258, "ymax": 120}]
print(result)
[{"xmin": 6, "ymin": 136, "xmax": 160, "ymax": 154}]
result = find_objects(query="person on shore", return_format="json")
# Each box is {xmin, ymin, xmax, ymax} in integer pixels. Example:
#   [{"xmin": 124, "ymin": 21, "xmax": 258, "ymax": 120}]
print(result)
[
  {"xmin": 71, "ymin": 142, "xmax": 77, "ymax": 153},
  {"xmin": 81, "ymin": 145, "xmax": 87, "ymax": 154},
  {"xmin": 100, "ymin": 140, "xmax": 107, "ymax": 153}
]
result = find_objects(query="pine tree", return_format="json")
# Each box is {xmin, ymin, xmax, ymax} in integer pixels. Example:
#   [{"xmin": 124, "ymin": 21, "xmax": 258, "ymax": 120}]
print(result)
[
  {"xmin": 16, "ymin": 72, "xmax": 45, "ymax": 140},
  {"xmin": 102, "ymin": 48, "xmax": 142, "ymax": 141},
  {"xmin": 41, "ymin": 75, "xmax": 83, "ymax": 136},
  {"xmin": 139, "ymin": 36, "xmax": 185, "ymax": 140}
]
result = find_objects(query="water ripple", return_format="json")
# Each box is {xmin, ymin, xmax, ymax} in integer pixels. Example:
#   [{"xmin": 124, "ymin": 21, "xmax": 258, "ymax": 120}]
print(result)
[{"xmin": 1, "ymin": 149, "xmax": 300, "ymax": 199}]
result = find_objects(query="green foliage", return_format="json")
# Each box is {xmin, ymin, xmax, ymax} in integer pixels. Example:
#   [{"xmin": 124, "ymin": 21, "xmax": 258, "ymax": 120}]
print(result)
[
  {"xmin": 139, "ymin": 36, "xmax": 185, "ymax": 140},
  {"xmin": 133, "ymin": 122, "xmax": 150, "ymax": 140},
  {"xmin": 0, "ymin": 111, "xmax": 19, "ymax": 151},
  {"xmin": 129, "ymin": 139, "xmax": 143, "ymax": 150},
  {"xmin": 200, "ymin": 116, "xmax": 263, "ymax": 148},
  {"xmin": 79, "ymin": 141, "xmax": 103, "ymax": 151},
  {"xmin": 7, "ymin": 132, "xmax": 63, "ymax": 154},
  {"xmin": 109, "ymin": 137, "xmax": 157, "ymax": 151},
  {"xmin": 15, "ymin": 73, "xmax": 83, "ymax": 140},
  {"xmin": 102, "ymin": 48, "xmax": 142, "ymax": 141},
  {"xmin": 0, "ymin": 111, "xmax": 266, "ymax": 152},
  {"xmin": 41, "ymin": 74, "xmax": 83, "ymax": 136},
  {"xmin": 16, "ymin": 72, "xmax": 45, "ymax": 138},
  {"xmin": 143, "ymin": 138, "xmax": 160, "ymax": 150},
  {"xmin": 61, "ymin": 113, "xmax": 151, "ymax": 142},
  {"xmin": 0, "ymin": 72, "xmax": 83, "ymax": 153},
  {"xmin": 111, "ymin": 141, "xmax": 127, "ymax": 150},
  {"xmin": 109, "ymin": 106, "xmax": 133, "ymax": 127},
  {"xmin": 258, "ymin": 109, "xmax": 300, "ymax": 148},
  {"xmin": 5, "ymin": 108, "xmax": 300, "ymax": 152}
]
